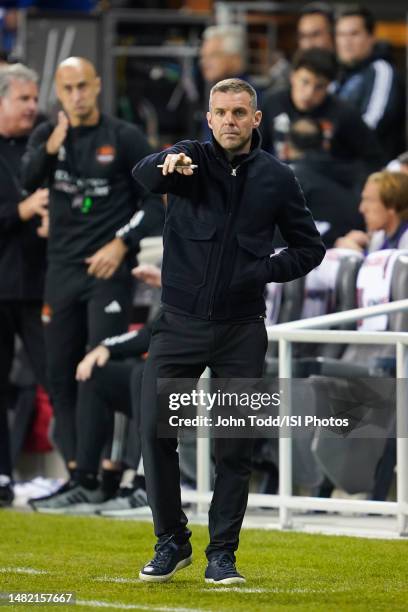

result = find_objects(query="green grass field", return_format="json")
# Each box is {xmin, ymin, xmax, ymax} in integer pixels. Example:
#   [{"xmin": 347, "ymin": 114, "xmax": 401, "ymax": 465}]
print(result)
[{"xmin": 0, "ymin": 511, "xmax": 407, "ymax": 611}]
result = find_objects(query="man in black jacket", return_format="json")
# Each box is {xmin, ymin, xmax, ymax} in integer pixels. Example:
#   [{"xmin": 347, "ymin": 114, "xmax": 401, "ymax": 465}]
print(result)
[
  {"xmin": 260, "ymin": 48, "xmax": 382, "ymax": 186},
  {"xmin": 132, "ymin": 78, "xmax": 325, "ymax": 584},
  {"xmin": 22, "ymin": 57, "xmax": 164, "ymax": 509},
  {"xmin": 0, "ymin": 63, "xmax": 49, "ymax": 508},
  {"xmin": 334, "ymin": 5, "xmax": 404, "ymax": 163}
]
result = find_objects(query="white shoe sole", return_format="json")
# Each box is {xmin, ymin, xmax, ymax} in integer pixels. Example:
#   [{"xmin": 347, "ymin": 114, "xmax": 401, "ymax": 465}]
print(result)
[
  {"xmin": 205, "ymin": 576, "xmax": 246, "ymax": 585},
  {"xmin": 99, "ymin": 505, "xmax": 152, "ymax": 518},
  {"xmin": 139, "ymin": 555, "xmax": 192, "ymax": 583},
  {"xmin": 33, "ymin": 507, "xmax": 69, "ymax": 514}
]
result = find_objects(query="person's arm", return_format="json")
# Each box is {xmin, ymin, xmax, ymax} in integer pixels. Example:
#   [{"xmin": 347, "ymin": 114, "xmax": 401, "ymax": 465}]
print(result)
[
  {"xmin": 85, "ymin": 198, "xmax": 165, "ymax": 278},
  {"xmin": 21, "ymin": 121, "xmax": 58, "ymax": 191},
  {"xmin": 76, "ymin": 325, "xmax": 153, "ymax": 381},
  {"xmin": 0, "ymin": 182, "xmax": 48, "ymax": 235},
  {"xmin": 115, "ymin": 197, "xmax": 165, "ymax": 254},
  {"xmin": 132, "ymin": 141, "xmax": 197, "ymax": 196},
  {"xmin": 263, "ymin": 168, "xmax": 325, "ymax": 283},
  {"xmin": 334, "ymin": 230, "xmax": 368, "ymax": 252},
  {"xmin": 361, "ymin": 61, "xmax": 400, "ymax": 132},
  {"xmin": 132, "ymin": 263, "xmax": 161, "ymax": 287},
  {"xmin": 102, "ymin": 325, "xmax": 152, "ymax": 360}
]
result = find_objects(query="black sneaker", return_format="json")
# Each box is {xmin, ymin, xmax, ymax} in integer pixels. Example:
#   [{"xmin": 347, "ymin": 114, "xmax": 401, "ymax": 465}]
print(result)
[
  {"xmin": 139, "ymin": 536, "xmax": 192, "ymax": 583},
  {"xmin": 205, "ymin": 553, "xmax": 246, "ymax": 585},
  {"xmin": 28, "ymin": 479, "xmax": 74, "ymax": 509},
  {"xmin": 29, "ymin": 481, "xmax": 105, "ymax": 513},
  {"xmin": 0, "ymin": 483, "xmax": 14, "ymax": 508}
]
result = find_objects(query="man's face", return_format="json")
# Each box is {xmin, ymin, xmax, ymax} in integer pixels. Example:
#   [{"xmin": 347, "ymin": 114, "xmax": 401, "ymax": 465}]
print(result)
[
  {"xmin": 290, "ymin": 68, "xmax": 329, "ymax": 112},
  {"xmin": 359, "ymin": 180, "xmax": 392, "ymax": 233},
  {"xmin": 297, "ymin": 14, "xmax": 334, "ymax": 51},
  {"xmin": 336, "ymin": 16, "xmax": 374, "ymax": 65},
  {"xmin": 207, "ymin": 90, "xmax": 261, "ymax": 155},
  {"xmin": 0, "ymin": 79, "xmax": 38, "ymax": 136},
  {"xmin": 55, "ymin": 63, "xmax": 100, "ymax": 122},
  {"xmin": 200, "ymin": 37, "xmax": 236, "ymax": 83}
]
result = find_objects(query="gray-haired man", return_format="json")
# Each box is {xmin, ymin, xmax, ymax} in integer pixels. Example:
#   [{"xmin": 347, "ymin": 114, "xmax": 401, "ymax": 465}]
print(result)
[{"xmin": 0, "ymin": 63, "xmax": 49, "ymax": 507}]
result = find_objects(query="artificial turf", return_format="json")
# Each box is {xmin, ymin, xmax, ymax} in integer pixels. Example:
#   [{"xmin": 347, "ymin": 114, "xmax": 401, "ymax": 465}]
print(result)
[{"xmin": 0, "ymin": 511, "xmax": 407, "ymax": 611}]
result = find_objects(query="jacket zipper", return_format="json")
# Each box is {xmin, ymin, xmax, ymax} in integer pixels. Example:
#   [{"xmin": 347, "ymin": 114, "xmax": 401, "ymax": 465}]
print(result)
[{"xmin": 208, "ymin": 163, "xmax": 240, "ymax": 319}]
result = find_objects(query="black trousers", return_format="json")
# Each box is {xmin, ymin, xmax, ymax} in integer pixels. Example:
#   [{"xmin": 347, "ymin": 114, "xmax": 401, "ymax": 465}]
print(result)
[
  {"xmin": 0, "ymin": 301, "xmax": 47, "ymax": 477},
  {"xmin": 141, "ymin": 310, "xmax": 267, "ymax": 558},
  {"xmin": 44, "ymin": 263, "xmax": 132, "ymax": 464},
  {"xmin": 76, "ymin": 359, "xmax": 145, "ymax": 473}
]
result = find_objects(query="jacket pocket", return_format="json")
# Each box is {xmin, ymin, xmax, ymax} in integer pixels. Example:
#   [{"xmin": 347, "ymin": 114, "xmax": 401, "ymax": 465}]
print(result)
[
  {"xmin": 229, "ymin": 233, "xmax": 273, "ymax": 293},
  {"xmin": 162, "ymin": 215, "xmax": 216, "ymax": 290}
]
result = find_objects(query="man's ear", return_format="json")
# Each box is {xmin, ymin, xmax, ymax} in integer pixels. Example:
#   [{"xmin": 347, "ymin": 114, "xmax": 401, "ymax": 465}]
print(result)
[
  {"xmin": 253, "ymin": 109, "xmax": 262, "ymax": 128},
  {"xmin": 95, "ymin": 76, "xmax": 101, "ymax": 95},
  {"xmin": 206, "ymin": 111, "xmax": 212, "ymax": 130}
]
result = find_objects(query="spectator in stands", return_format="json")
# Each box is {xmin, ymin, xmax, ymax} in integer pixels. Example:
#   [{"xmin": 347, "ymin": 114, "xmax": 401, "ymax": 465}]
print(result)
[
  {"xmin": 297, "ymin": 2, "xmax": 335, "ymax": 51},
  {"xmin": 260, "ymin": 48, "xmax": 382, "ymax": 185},
  {"xmin": 200, "ymin": 24, "xmax": 247, "ymax": 87},
  {"xmin": 22, "ymin": 57, "xmax": 164, "ymax": 511},
  {"xmin": 263, "ymin": 2, "xmax": 334, "ymax": 102},
  {"xmin": 263, "ymin": 2, "xmax": 335, "ymax": 109},
  {"xmin": 287, "ymin": 118, "xmax": 362, "ymax": 247},
  {"xmin": 199, "ymin": 25, "xmax": 254, "ymax": 140},
  {"xmin": 334, "ymin": 5, "xmax": 404, "ymax": 163},
  {"xmin": 335, "ymin": 171, "xmax": 408, "ymax": 253},
  {"xmin": 0, "ymin": 63, "xmax": 48, "ymax": 508}
]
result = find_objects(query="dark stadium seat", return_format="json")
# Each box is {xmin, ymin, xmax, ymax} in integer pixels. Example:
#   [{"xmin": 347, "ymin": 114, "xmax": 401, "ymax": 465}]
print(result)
[{"xmin": 310, "ymin": 251, "xmax": 408, "ymax": 496}]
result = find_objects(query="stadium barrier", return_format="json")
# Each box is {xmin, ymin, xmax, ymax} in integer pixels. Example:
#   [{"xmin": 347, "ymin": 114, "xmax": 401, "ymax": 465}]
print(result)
[{"xmin": 180, "ymin": 298, "xmax": 408, "ymax": 537}]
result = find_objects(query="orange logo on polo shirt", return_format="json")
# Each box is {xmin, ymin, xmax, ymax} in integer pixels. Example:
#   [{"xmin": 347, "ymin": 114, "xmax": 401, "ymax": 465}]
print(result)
[
  {"xmin": 96, "ymin": 145, "xmax": 116, "ymax": 164},
  {"xmin": 41, "ymin": 303, "xmax": 53, "ymax": 324},
  {"xmin": 320, "ymin": 120, "xmax": 334, "ymax": 151}
]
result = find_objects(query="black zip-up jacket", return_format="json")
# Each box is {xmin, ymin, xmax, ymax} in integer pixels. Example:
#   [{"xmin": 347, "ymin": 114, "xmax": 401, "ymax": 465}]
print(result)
[
  {"xmin": 21, "ymin": 114, "xmax": 164, "ymax": 265},
  {"xmin": 0, "ymin": 135, "xmax": 46, "ymax": 300},
  {"xmin": 334, "ymin": 55, "xmax": 405, "ymax": 163},
  {"xmin": 132, "ymin": 131, "xmax": 325, "ymax": 320}
]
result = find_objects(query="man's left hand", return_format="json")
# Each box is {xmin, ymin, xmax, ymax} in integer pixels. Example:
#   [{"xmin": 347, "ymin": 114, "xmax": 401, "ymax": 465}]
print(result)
[{"xmin": 85, "ymin": 237, "xmax": 128, "ymax": 278}]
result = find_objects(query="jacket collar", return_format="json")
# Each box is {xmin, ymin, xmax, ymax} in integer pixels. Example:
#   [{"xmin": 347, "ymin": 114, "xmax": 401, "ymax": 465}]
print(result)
[
  {"xmin": 211, "ymin": 128, "xmax": 262, "ymax": 169},
  {"xmin": 338, "ymin": 53, "xmax": 376, "ymax": 80}
]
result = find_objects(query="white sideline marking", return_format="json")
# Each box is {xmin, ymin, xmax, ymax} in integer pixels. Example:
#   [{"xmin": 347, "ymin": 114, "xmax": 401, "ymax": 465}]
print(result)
[
  {"xmin": 77, "ymin": 601, "xmax": 205, "ymax": 612},
  {"xmin": 201, "ymin": 587, "xmax": 351, "ymax": 594},
  {"xmin": 0, "ymin": 567, "xmax": 48, "ymax": 575},
  {"xmin": 94, "ymin": 576, "xmax": 140, "ymax": 584}
]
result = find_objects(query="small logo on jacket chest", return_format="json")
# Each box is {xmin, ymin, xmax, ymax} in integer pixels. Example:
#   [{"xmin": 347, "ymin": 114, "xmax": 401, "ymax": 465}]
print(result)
[{"xmin": 96, "ymin": 145, "xmax": 116, "ymax": 164}]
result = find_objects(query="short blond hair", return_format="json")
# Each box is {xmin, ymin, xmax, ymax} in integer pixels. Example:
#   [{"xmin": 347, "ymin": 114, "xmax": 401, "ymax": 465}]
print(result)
[{"xmin": 367, "ymin": 171, "xmax": 408, "ymax": 221}]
